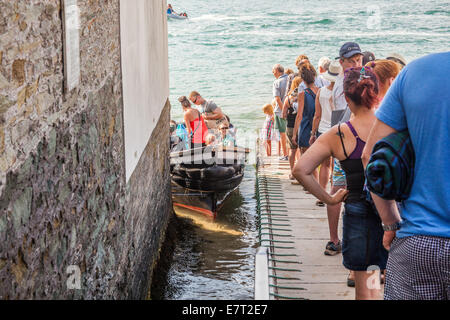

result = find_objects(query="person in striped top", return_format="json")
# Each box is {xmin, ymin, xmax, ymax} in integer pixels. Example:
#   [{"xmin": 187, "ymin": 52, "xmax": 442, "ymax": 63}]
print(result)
[{"xmin": 262, "ymin": 103, "xmax": 278, "ymax": 156}]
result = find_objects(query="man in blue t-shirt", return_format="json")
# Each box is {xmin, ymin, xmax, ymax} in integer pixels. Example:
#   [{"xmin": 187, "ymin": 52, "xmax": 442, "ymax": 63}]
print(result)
[{"xmin": 362, "ymin": 51, "xmax": 450, "ymax": 300}]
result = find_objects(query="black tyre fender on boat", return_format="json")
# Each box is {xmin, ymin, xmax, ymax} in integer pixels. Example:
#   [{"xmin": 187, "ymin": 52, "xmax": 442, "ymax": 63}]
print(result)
[
  {"xmin": 185, "ymin": 167, "xmax": 203, "ymax": 180},
  {"xmin": 201, "ymin": 165, "xmax": 236, "ymax": 181},
  {"xmin": 232, "ymin": 164, "xmax": 244, "ymax": 174},
  {"xmin": 171, "ymin": 172, "xmax": 244, "ymax": 192},
  {"xmin": 171, "ymin": 174, "xmax": 186, "ymax": 187},
  {"xmin": 172, "ymin": 164, "xmax": 239, "ymax": 181},
  {"xmin": 171, "ymin": 165, "xmax": 188, "ymax": 178}
]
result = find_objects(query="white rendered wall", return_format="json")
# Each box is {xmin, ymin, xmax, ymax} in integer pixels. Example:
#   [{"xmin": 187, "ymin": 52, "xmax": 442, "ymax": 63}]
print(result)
[{"xmin": 120, "ymin": 0, "xmax": 169, "ymax": 181}]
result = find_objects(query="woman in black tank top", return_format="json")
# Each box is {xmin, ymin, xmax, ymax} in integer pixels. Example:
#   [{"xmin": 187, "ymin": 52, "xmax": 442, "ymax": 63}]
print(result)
[{"xmin": 292, "ymin": 67, "xmax": 388, "ymax": 300}]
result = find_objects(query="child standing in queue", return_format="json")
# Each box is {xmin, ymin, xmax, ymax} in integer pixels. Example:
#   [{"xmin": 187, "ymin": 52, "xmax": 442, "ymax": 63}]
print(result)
[{"xmin": 262, "ymin": 104, "xmax": 278, "ymax": 156}]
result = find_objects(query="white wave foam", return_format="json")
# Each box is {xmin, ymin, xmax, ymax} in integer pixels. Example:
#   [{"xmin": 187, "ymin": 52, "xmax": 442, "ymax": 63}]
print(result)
[
  {"xmin": 190, "ymin": 14, "xmax": 266, "ymax": 22},
  {"xmin": 216, "ymin": 29, "xmax": 448, "ymax": 38}
]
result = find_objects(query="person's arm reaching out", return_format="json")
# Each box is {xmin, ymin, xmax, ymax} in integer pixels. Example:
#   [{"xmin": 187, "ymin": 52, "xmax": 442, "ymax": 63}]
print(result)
[{"xmin": 203, "ymin": 107, "xmax": 224, "ymax": 120}]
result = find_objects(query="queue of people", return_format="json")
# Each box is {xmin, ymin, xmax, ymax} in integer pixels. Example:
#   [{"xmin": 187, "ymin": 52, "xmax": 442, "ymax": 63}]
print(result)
[{"xmin": 262, "ymin": 42, "xmax": 450, "ymax": 300}]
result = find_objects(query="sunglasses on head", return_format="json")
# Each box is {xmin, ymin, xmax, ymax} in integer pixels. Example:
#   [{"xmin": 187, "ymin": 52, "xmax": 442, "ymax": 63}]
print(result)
[
  {"xmin": 344, "ymin": 66, "xmax": 373, "ymax": 82},
  {"xmin": 344, "ymin": 66, "xmax": 373, "ymax": 74}
]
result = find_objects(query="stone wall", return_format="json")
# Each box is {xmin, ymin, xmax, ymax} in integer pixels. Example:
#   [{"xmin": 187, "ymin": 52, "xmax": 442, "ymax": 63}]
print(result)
[{"xmin": 0, "ymin": 0, "xmax": 172, "ymax": 299}]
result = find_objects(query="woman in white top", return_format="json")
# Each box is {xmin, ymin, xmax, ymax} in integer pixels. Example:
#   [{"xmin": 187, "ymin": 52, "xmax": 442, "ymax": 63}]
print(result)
[{"xmin": 310, "ymin": 60, "xmax": 342, "ymax": 206}]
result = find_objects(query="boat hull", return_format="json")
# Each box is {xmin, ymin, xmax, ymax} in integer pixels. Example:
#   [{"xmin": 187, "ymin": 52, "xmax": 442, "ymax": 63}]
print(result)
[
  {"xmin": 167, "ymin": 13, "xmax": 188, "ymax": 20},
  {"xmin": 170, "ymin": 145, "xmax": 248, "ymax": 218},
  {"xmin": 171, "ymin": 180, "xmax": 242, "ymax": 218}
]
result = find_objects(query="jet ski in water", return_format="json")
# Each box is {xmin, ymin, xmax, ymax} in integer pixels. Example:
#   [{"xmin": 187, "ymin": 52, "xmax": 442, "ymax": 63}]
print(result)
[{"xmin": 167, "ymin": 4, "xmax": 188, "ymax": 20}]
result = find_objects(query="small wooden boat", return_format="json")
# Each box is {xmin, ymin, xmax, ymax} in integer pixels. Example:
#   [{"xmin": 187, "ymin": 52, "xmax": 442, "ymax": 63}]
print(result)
[
  {"xmin": 167, "ymin": 13, "xmax": 188, "ymax": 20},
  {"xmin": 170, "ymin": 145, "xmax": 250, "ymax": 218}
]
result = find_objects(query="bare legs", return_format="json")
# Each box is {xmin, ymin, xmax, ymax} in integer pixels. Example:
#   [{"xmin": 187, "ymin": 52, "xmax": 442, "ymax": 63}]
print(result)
[
  {"xmin": 265, "ymin": 140, "xmax": 272, "ymax": 156},
  {"xmin": 289, "ymin": 148, "xmax": 297, "ymax": 173},
  {"xmin": 279, "ymin": 132, "xmax": 288, "ymax": 157},
  {"xmin": 326, "ymin": 185, "xmax": 343, "ymax": 245},
  {"xmin": 319, "ymin": 157, "xmax": 332, "ymax": 190},
  {"xmin": 354, "ymin": 270, "xmax": 383, "ymax": 300}
]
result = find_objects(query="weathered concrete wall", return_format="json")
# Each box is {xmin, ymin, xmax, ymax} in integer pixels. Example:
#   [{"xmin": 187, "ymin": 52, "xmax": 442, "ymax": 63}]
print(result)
[
  {"xmin": 120, "ymin": 0, "xmax": 169, "ymax": 181},
  {"xmin": 0, "ymin": 0, "xmax": 171, "ymax": 299},
  {"xmin": 121, "ymin": 100, "xmax": 173, "ymax": 299}
]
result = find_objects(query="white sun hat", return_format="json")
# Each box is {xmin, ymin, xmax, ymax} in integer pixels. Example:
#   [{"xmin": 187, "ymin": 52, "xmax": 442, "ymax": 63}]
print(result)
[
  {"xmin": 386, "ymin": 53, "xmax": 407, "ymax": 68},
  {"xmin": 322, "ymin": 60, "xmax": 342, "ymax": 82},
  {"xmin": 318, "ymin": 56, "xmax": 331, "ymax": 72}
]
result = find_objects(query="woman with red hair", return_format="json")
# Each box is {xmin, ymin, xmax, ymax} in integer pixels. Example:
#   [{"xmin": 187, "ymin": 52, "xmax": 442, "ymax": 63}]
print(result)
[
  {"xmin": 293, "ymin": 66, "xmax": 388, "ymax": 300},
  {"xmin": 366, "ymin": 59, "xmax": 401, "ymax": 105}
]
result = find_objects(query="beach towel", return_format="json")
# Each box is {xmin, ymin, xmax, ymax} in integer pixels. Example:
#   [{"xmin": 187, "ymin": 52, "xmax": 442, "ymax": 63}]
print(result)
[{"xmin": 365, "ymin": 130, "xmax": 415, "ymax": 202}]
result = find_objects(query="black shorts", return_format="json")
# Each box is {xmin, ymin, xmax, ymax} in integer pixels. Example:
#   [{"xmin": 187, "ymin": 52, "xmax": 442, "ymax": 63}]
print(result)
[{"xmin": 342, "ymin": 201, "xmax": 388, "ymax": 271}]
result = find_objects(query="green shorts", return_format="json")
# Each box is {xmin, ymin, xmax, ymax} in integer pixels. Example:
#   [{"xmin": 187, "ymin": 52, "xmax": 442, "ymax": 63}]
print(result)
[{"xmin": 275, "ymin": 115, "xmax": 287, "ymax": 133}]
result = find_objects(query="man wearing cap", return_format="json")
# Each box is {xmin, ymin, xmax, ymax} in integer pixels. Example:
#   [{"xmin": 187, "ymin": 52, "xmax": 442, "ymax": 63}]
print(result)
[
  {"xmin": 386, "ymin": 53, "xmax": 407, "ymax": 69},
  {"xmin": 333, "ymin": 42, "xmax": 364, "ymax": 117},
  {"xmin": 362, "ymin": 51, "xmax": 376, "ymax": 66}
]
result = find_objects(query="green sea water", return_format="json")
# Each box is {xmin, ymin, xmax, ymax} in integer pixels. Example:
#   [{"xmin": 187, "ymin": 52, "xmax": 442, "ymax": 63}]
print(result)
[{"xmin": 168, "ymin": 0, "xmax": 450, "ymax": 146}]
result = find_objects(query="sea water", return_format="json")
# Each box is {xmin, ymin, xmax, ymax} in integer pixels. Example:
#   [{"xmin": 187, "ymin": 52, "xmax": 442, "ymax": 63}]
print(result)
[
  {"xmin": 163, "ymin": 0, "xmax": 449, "ymax": 300},
  {"xmin": 168, "ymin": 0, "xmax": 449, "ymax": 143},
  {"xmin": 159, "ymin": 166, "xmax": 258, "ymax": 300}
]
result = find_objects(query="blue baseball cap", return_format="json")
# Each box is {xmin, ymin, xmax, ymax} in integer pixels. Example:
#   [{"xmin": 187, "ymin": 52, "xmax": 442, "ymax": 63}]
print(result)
[{"xmin": 338, "ymin": 42, "xmax": 363, "ymax": 59}]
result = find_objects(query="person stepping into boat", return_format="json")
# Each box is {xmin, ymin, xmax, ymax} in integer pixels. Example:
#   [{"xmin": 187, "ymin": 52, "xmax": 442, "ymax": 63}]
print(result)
[
  {"xmin": 189, "ymin": 91, "xmax": 229, "ymax": 132},
  {"xmin": 179, "ymin": 96, "xmax": 209, "ymax": 149}
]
